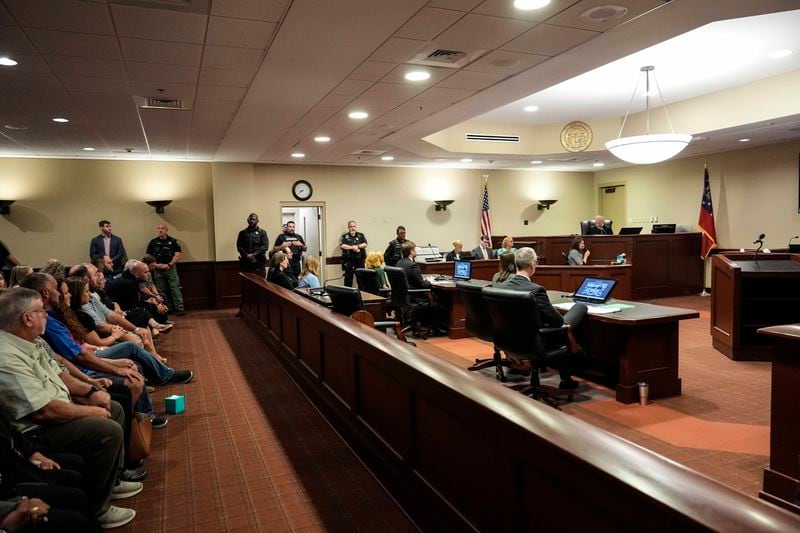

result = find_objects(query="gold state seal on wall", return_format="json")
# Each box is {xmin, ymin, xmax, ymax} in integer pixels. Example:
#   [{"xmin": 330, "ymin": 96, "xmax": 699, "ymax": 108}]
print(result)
[{"xmin": 560, "ymin": 121, "xmax": 593, "ymax": 153}]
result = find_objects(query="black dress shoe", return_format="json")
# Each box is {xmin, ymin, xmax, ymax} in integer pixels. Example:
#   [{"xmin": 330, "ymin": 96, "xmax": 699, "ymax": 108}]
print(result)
[
  {"xmin": 120, "ymin": 466, "xmax": 148, "ymax": 482},
  {"xmin": 559, "ymin": 378, "xmax": 580, "ymax": 390}
]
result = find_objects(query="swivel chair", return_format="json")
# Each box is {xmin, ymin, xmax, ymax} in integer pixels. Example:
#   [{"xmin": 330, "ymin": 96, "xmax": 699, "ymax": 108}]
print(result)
[
  {"xmin": 384, "ymin": 266, "xmax": 432, "ymax": 339},
  {"xmin": 457, "ymin": 281, "xmax": 512, "ymax": 382},
  {"xmin": 580, "ymin": 219, "xmax": 613, "ymax": 235},
  {"xmin": 326, "ymin": 284, "xmax": 407, "ymax": 343},
  {"xmin": 355, "ymin": 268, "xmax": 390, "ymax": 297},
  {"xmin": 481, "ymin": 287, "xmax": 578, "ymax": 407}
]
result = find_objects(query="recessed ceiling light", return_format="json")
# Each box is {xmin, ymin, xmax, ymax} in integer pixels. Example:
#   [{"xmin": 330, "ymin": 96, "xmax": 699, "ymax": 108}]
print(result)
[
  {"xmin": 4, "ymin": 124, "xmax": 27, "ymax": 130},
  {"xmin": 593, "ymin": 161, "xmax": 605, "ymax": 167},
  {"xmin": 768, "ymin": 49, "xmax": 792, "ymax": 59},
  {"xmin": 434, "ymin": 158, "xmax": 447, "ymax": 162},
  {"xmin": 460, "ymin": 158, "xmax": 472, "ymax": 163},
  {"xmin": 0, "ymin": 57, "xmax": 17, "ymax": 66},
  {"xmin": 381, "ymin": 156, "xmax": 394, "ymax": 161},
  {"xmin": 404, "ymin": 70, "xmax": 431, "ymax": 82},
  {"xmin": 523, "ymin": 105, "xmax": 539, "ymax": 112},
  {"xmin": 83, "ymin": 147, "xmax": 95, "ymax": 151},
  {"xmin": 314, "ymin": 135, "xmax": 330, "ymax": 142},
  {"xmin": 348, "ymin": 111, "xmax": 369, "ymax": 120},
  {"xmin": 738, "ymin": 138, "xmax": 750, "ymax": 142},
  {"xmin": 513, "ymin": 0, "xmax": 551, "ymax": 10},
  {"xmin": 530, "ymin": 160, "xmax": 543, "ymax": 164},
  {"xmin": 291, "ymin": 152, "xmax": 305, "ymax": 158},
  {"xmin": 52, "ymin": 117, "xmax": 69, "ymax": 123}
]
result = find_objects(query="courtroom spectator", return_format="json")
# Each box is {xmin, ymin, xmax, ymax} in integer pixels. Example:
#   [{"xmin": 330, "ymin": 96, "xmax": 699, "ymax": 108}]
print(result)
[
  {"xmin": 445, "ymin": 240, "xmax": 465, "ymax": 261},
  {"xmin": 365, "ymin": 251, "xmax": 389, "ymax": 289},
  {"xmin": 0, "ymin": 239, "xmax": 21, "ymax": 282},
  {"xmin": 1, "ymin": 495, "xmax": 98, "ymax": 532},
  {"xmin": 266, "ymin": 252, "xmax": 296, "ymax": 291},
  {"xmin": 66, "ymin": 276, "xmax": 128, "ymax": 348},
  {"xmin": 145, "ymin": 224, "xmax": 184, "ymax": 315},
  {"xmin": 383, "ymin": 226, "xmax": 407, "ymax": 267},
  {"xmin": 106, "ymin": 261, "xmax": 172, "ymax": 333},
  {"xmin": 236, "ymin": 213, "xmax": 269, "ymax": 273},
  {"xmin": 472, "ymin": 235, "xmax": 495, "ymax": 260},
  {"xmin": 298, "ymin": 256, "xmax": 321, "ymax": 289},
  {"xmin": 9, "ymin": 265, "xmax": 33, "ymax": 287},
  {"xmin": 89, "ymin": 220, "xmax": 126, "ymax": 274},
  {"xmin": 0, "ymin": 272, "xmax": 5, "ymax": 289},
  {"xmin": 39, "ymin": 261, "xmax": 66, "ymax": 284},
  {"xmin": 568, "ymin": 237, "xmax": 591, "ymax": 265},
  {"xmin": 340, "ymin": 220, "xmax": 368, "ymax": 287},
  {"xmin": 495, "ymin": 247, "xmax": 586, "ymax": 390},
  {"xmin": 587, "ymin": 215, "xmax": 613, "ymax": 235},
  {"xmin": 90, "ymin": 254, "xmax": 115, "ymax": 283},
  {"xmin": 0, "ymin": 287, "xmax": 137, "ymax": 528},
  {"xmin": 139, "ymin": 255, "xmax": 171, "ymax": 321},
  {"xmin": 496, "ymin": 236, "xmax": 517, "ymax": 256},
  {"xmin": 396, "ymin": 241, "xmax": 446, "ymax": 336},
  {"xmin": 272, "ymin": 221, "xmax": 307, "ymax": 277},
  {"xmin": 492, "ymin": 253, "xmax": 516, "ymax": 285}
]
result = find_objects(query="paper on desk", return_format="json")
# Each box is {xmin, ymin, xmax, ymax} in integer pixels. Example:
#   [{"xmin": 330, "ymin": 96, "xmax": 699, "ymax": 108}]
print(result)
[
  {"xmin": 553, "ymin": 302, "xmax": 622, "ymax": 314},
  {"xmin": 553, "ymin": 302, "xmax": 574, "ymax": 311}
]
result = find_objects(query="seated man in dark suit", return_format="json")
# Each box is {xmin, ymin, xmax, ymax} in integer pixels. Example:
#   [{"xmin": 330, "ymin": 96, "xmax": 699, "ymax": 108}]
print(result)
[
  {"xmin": 586, "ymin": 215, "xmax": 613, "ymax": 235},
  {"xmin": 471, "ymin": 235, "xmax": 495, "ymax": 260},
  {"xmin": 396, "ymin": 241, "xmax": 446, "ymax": 336},
  {"xmin": 495, "ymin": 247, "xmax": 586, "ymax": 389}
]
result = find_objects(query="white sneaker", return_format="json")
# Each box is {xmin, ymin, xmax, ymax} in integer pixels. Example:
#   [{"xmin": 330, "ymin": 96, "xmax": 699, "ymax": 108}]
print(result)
[
  {"xmin": 98, "ymin": 505, "xmax": 136, "ymax": 529},
  {"xmin": 111, "ymin": 480, "xmax": 143, "ymax": 499}
]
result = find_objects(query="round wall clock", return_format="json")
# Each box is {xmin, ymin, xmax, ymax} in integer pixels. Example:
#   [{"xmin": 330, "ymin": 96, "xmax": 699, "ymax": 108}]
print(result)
[
  {"xmin": 560, "ymin": 121, "xmax": 593, "ymax": 153},
  {"xmin": 292, "ymin": 179, "xmax": 313, "ymax": 201}
]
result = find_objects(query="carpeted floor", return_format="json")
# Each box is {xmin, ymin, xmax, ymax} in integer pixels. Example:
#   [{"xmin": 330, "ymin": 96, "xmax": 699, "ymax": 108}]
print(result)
[{"xmin": 418, "ymin": 294, "xmax": 771, "ymax": 498}]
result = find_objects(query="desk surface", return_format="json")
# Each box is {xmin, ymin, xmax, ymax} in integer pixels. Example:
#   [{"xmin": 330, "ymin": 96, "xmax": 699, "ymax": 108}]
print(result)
[{"xmin": 548, "ymin": 291, "xmax": 699, "ymax": 325}]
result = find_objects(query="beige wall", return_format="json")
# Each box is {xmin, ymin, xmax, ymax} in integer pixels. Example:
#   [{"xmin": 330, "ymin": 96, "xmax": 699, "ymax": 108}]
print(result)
[{"xmin": 0, "ymin": 158, "xmax": 214, "ymax": 267}]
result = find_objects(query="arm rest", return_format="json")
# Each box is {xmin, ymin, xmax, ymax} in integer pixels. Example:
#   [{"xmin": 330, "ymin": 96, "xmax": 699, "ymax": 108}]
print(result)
[
  {"xmin": 540, "ymin": 324, "xmax": 580, "ymax": 354},
  {"xmin": 407, "ymin": 288, "xmax": 431, "ymax": 294}
]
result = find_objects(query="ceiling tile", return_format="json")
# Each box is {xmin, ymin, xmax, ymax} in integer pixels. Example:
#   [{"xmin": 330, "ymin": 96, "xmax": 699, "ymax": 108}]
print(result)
[
  {"xmin": 193, "ymin": 98, "xmax": 240, "ymax": 114},
  {"xmin": 332, "ymin": 79, "xmax": 373, "ymax": 96},
  {"xmin": 3, "ymin": 51, "xmax": 51, "ymax": 73},
  {"xmin": 210, "ymin": 0, "xmax": 289, "ymax": 22},
  {"xmin": 199, "ymin": 67, "xmax": 254, "ymax": 87},
  {"xmin": 0, "ymin": 71, "xmax": 61, "ymax": 90},
  {"xmin": 426, "ymin": 0, "xmax": 482, "ymax": 11},
  {"xmin": 434, "ymin": 13, "xmax": 534, "ymax": 51},
  {"xmin": 131, "ymin": 81, "xmax": 196, "ymax": 102},
  {"xmin": 0, "ymin": 26, "xmax": 38, "ymax": 52},
  {"xmin": 111, "ymin": 4, "xmax": 207, "ymax": 44},
  {"xmin": 435, "ymin": 69, "xmax": 505, "ymax": 90},
  {"xmin": 206, "ymin": 16, "xmax": 276, "ymax": 49},
  {"xmin": 196, "ymin": 85, "xmax": 245, "ymax": 101},
  {"xmin": 415, "ymin": 86, "xmax": 475, "ymax": 104},
  {"xmin": 26, "ymin": 29, "xmax": 122, "ymax": 59},
  {"xmin": 362, "ymin": 82, "xmax": 427, "ymax": 100},
  {"xmin": 4, "ymin": 0, "xmax": 115, "ymax": 34},
  {"xmin": 348, "ymin": 60, "xmax": 397, "ymax": 81},
  {"xmin": 369, "ymin": 37, "xmax": 427, "ymax": 63},
  {"xmin": 547, "ymin": 0, "xmax": 665, "ymax": 32},
  {"xmin": 462, "ymin": 49, "xmax": 548, "ymax": 74},
  {"xmin": 380, "ymin": 64, "xmax": 455, "ymax": 86},
  {"xmin": 46, "ymin": 55, "xmax": 127, "ymax": 79},
  {"xmin": 202, "ymin": 46, "xmax": 263, "ymax": 70},
  {"xmin": 394, "ymin": 7, "xmax": 464, "ymax": 41},
  {"xmin": 126, "ymin": 61, "xmax": 199, "ymax": 84},
  {"xmin": 0, "ymin": 4, "xmax": 15, "ymax": 25},
  {"xmin": 120, "ymin": 38, "xmax": 202, "ymax": 67},
  {"xmin": 473, "ymin": 0, "xmax": 580, "ymax": 22},
  {"xmin": 502, "ymin": 23, "xmax": 597, "ymax": 56},
  {"xmin": 59, "ymin": 75, "xmax": 132, "ymax": 94},
  {"xmin": 316, "ymin": 93, "xmax": 356, "ymax": 108}
]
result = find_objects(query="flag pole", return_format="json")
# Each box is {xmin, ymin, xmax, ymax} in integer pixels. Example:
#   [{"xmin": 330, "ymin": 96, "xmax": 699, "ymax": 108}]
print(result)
[{"xmin": 700, "ymin": 161, "xmax": 710, "ymax": 297}]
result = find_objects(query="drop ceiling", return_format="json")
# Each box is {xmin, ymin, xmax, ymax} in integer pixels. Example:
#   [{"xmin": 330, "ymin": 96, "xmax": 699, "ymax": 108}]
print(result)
[{"xmin": 0, "ymin": 0, "xmax": 798, "ymax": 171}]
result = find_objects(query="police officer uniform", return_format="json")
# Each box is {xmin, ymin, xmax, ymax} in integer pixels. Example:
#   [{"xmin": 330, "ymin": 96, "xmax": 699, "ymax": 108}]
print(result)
[
  {"xmin": 340, "ymin": 231, "xmax": 367, "ymax": 287},
  {"xmin": 237, "ymin": 226, "xmax": 269, "ymax": 272},
  {"xmin": 146, "ymin": 234, "xmax": 184, "ymax": 313},
  {"xmin": 274, "ymin": 232, "xmax": 306, "ymax": 277},
  {"xmin": 383, "ymin": 238, "xmax": 406, "ymax": 267}
]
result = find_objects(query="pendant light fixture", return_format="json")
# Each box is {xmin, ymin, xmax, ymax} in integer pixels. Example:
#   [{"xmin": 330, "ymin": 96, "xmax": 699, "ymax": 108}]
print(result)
[{"xmin": 605, "ymin": 66, "xmax": 692, "ymax": 165}]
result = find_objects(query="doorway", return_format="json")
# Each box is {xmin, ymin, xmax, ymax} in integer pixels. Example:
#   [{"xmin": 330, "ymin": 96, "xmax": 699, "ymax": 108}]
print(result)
[
  {"xmin": 600, "ymin": 185, "xmax": 626, "ymax": 231},
  {"xmin": 281, "ymin": 204, "xmax": 325, "ymax": 283}
]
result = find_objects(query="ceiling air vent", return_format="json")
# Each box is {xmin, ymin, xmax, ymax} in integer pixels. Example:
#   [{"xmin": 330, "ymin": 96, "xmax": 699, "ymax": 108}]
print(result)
[
  {"xmin": 409, "ymin": 45, "xmax": 487, "ymax": 69},
  {"xmin": 140, "ymin": 97, "xmax": 186, "ymax": 110},
  {"xmin": 466, "ymin": 133, "xmax": 520, "ymax": 143},
  {"xmin": 350, "ymin": 149, "xmax": 386, "ymax": 156}
]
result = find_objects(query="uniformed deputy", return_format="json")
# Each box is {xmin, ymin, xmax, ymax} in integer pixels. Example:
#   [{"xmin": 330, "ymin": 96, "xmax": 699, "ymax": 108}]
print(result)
[
  {"xmin": 383, "ymin": 225, "xmax": 407, "ymax": 267},
  {"xmin": 339, "ymin": 220, "xmax": 367, "ymax": 287},
  {"xmin": 272, "ymin": 221, "xmax": 307, "ymax": 277},
  {"xmin": 236, "ymin": 213, "xmax": 269, "ymax": 272},
  {"xmin": 146, "ymin": 223, "xmax": 184, "ymax": 315}
]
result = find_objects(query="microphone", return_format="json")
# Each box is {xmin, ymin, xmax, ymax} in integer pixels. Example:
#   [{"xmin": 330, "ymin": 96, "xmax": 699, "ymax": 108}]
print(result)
[
  {"xmin": 753, "ymin": 233, "xmax": 765, "ymax": 245},
  {"xmin": 788, "ymin": 235, "xmax": 799, "ymax": 248}
]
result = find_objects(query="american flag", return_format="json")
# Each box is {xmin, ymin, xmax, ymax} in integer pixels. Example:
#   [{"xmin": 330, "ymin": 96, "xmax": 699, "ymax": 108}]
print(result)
[
  {"xmin": 480, "ymin": 176, "xmax": 492, "ymax": 239},
  {"xmin": 698, "ymin": 165, "xmax": 717, "ymax": 259}
]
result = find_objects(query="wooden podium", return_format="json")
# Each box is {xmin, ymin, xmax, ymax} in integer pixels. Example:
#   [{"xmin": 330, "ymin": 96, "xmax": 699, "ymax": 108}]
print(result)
[{"xmin": 711, "ymin": 253, "xmax": 800, "ymax": 360}]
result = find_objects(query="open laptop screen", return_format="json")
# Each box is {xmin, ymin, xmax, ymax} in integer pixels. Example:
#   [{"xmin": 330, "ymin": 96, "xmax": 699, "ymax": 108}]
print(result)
[
  {"xmin": 453, "ymin": 260, "xmax": 472, "ymax": 281},
  {"xmin": 573, "ymin": 277, "xmax": 617, "ymax": 304}
]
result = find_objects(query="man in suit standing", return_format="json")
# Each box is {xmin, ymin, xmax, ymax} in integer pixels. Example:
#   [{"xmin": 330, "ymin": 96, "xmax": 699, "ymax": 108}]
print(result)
[
  {"xmin": 89, "ymin": 220, "xmax": 126, "ymax": 275},
  {"xmin": 396, "ymin": 241, "xmax": 445, "ymax": 336},
  {"xmin": 471, "ymin": 235, "xmax": 495, "ymax": 260},
  {"xmin": 496, "ymin": 247, "xmax": 586, "ymax": 389},
  {"xmin": 586, "ymin": 215, "xmax": 613, "ymax": 235}
]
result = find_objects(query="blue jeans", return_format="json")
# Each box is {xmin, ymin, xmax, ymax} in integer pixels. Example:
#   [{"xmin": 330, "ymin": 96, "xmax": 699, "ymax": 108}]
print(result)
[{"xmin": 97, "ymin": 342, "xmax": 174, "ymax": 385}]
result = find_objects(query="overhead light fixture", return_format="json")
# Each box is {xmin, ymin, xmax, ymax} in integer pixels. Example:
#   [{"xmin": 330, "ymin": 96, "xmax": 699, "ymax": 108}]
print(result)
[
  {"xmin": 0, "ymin": 200, "xmax": 15, "ymax": 214},
  {"xmin": 768, "ymin": 49, "xmax": 792, "ymax": 59},
  {"xmin": 460, "ymin": 158, "xmax": 472, "ymax": 163},
  {"xmin": 381, "ymin": 156, "xmax": 394, "ymax": 161},
  {"xmin": 314, "ymin": 135, "xmax": 330, "ymax": 142},
  {"xmin": 739, "ymin": 138, "xmax": 751, "ymax": 142},
  {"xmin": 0, "ymin": 57, "xmax": 17, "ymax": 66},
  {"xmin": 52, "ymin": 117, "xmax": 69, "ymax": 123},
  {"xmin": 593, "ymin": 161, "xmax": 605, "ymax": 167},
  {"xmin": 537, "ymin": 199, "xmax": 557, "ymax": 211},
  {"xmin": 83, "ymin": 147, "xmax": 95, "ymax": 151},
  {"xmin": 4, "ymin": 124, "xmax": 27, "ymax": 130},
  {"xmin": 291, "ymin": 152, "xmax": 305, "ymax": 158},
  {"xmin": 434, "ymin": 200, "xmax": 454, "ymax": 212},
  {"xmin": 605, "ymin": 66, "xmax": 692, "ymax": 165},
  {"xmin": 145, "ymin": 200, "xmax": 172, "ymax": 214},
  {"xmin": 348, "ymin": 111, "xmax": 369, "ymax": 120},
  {"xmin": 404, "ymin": 70, "xmax": 430, "ymax": 81},
  {"xmin": 513, "ymin": 0, "xmax": 551, "ymax": 10},
  {"xmin": 530, "ymin": 160, "xmax": 542, "ymax": 164},
  {"xmin": 523, "ymin": 105, "xmax": 539, "ymax": 112}
]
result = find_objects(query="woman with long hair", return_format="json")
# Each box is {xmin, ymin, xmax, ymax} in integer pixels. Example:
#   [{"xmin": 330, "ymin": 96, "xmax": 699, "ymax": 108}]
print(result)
[
  {"xmin": 568, "ymin": 236, "xmax": 590, "ymax": 266},
  {"xmin": 8, "ymin": 265, "xmax": 33, "ymax": 287},
  {"xmin": 267, "ymin": 251, "xmax": 296, "ymax": 290},
  {"xmin": 496, "ymin": 236, "xmax": 517, "ymax": 256},
  {"xmin": 492, "ymin": 252, "xmax": 517, "ymax": 285},
  {"xmin": 298, "ymin": 256, "xmax": 321, "ymax": 288},
  {"xmin": 365, "ymin": 250, "xmax": 389, "ymax": 289}
]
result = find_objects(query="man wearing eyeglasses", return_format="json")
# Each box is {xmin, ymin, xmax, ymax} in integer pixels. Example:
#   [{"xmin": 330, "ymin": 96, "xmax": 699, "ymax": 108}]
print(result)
[{"xmin": 471, "ymin": 235, "xmax": 495, "ymax": 260}]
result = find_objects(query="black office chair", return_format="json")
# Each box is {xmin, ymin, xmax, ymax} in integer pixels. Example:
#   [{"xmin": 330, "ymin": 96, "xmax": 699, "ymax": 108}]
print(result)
[
  {"xmin": 561, "ymin": 251, "xmax": 570, "ymax": 265},
  {"xmin": 458, "ymin": 281, "xmax": 513, "ymax": 382},
  {"xmin": 384, "ymin": 265, "xmax": 432, "ymax": 339},
  {"xmin": 326, "ymin": 284, "xmax": 408, "ymax": 343},
  {"xmin": 580, "ymin": 219, "xmax": 613, "ymax": 235},
  {"xmin": 355, "ymin": 268, "xmax": 390, "ymax": 297},
  {"xmin": 481, "ymin": 287, "xmax": 577, "ymax": 407}
]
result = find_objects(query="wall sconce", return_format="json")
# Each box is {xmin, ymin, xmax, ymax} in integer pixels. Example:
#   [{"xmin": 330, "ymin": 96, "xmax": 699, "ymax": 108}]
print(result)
[
  {"xmin": 537, "ymin": 199, "xmax": 557, "ymax": 211},
  {"xmin": 146, "ymin": 200, "xmax": 172, "ymax": 214},
  {"xmin": 0, "ymin": 200, "xmax": 15, "ymax": 215},
  {"xmin": 434, "ymin": 200, "xmax": 454, "ymax": 211}
]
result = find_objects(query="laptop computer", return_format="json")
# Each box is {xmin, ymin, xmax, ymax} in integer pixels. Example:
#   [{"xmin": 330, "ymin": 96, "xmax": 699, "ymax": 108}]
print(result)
[
  {"xmin": 572, "ymin": 277, "xmax": 618, "ymax": 304},
  {"xmin": 453, "ymin": 260, "xmax": 472, "ymax": 281},
  {"xmin": 619, "ymin": 227, "xmax": 643, "ymax": 235},
  {"xmin": 652, "ymin": 223, "xmax": 677, "ymax": 234}
]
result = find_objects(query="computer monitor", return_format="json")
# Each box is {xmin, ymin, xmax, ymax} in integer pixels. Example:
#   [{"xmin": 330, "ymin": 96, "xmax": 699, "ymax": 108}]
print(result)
[
  {"xmin": 453, "ymin": 260, "xmax": 472, "ymax": 281},
  {"xmin": 619, "ymin": 227, "xmax": 643, "ymax": 235},
  {"xmin": 573, "ymin": 277, "xmax": 617, "ymax": 304},
  {"xmin": 789, "ymin": 244, "xmax": 800, "ymax": 253},
  {"xmin": 652, "ymin": 223, "xmax": 677, "ymax": 234}
]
